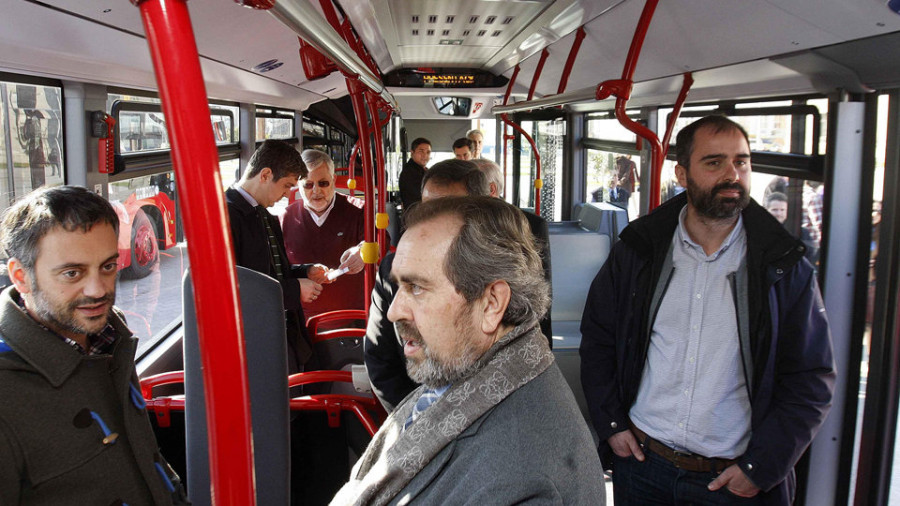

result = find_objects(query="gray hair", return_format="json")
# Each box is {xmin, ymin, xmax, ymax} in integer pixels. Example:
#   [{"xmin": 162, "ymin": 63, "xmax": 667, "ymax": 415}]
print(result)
[
  {"xmin": 404, "ymin": 196, "xmax": 549, "ymax": 327},
  {"xmin": 300, "ymin": 149, "xmax": 335, "ymax": 175},
  {"xmin": 466, "ymin": 128, "xmax": 484, "ymax": 139},
  {"xmin": 470, "ymin": 158, "xmax": 504, "ymax": 194}
]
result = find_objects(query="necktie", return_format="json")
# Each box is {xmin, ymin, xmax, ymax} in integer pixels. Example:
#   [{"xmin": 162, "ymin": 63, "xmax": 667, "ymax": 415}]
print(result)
[
  {"xmin": 256, "ymin": 206, "xmax": 284, "ymax": 281},
  {"xmin": 404, "ymin": 388, "xmax": 442, "ymax": 430}
]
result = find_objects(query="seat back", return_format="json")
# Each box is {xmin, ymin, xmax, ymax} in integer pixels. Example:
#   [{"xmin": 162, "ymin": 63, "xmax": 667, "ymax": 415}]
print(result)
[{"xmin": 183, "ymin": 266, "xmax": 290, "ymax": 506}]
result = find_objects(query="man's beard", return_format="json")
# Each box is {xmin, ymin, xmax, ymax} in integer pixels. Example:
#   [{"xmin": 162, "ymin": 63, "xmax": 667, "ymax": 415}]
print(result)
[
  {"xmin": 685, "ymin": 176, "xmax": 750, "ymax": 219},
  {"xmin": 396, "ymin": 308, "xmax": 487, "ymax": 389},
  {"xmin": 29, "ymin": 281, "xmax": 115, "ymax": 337}
]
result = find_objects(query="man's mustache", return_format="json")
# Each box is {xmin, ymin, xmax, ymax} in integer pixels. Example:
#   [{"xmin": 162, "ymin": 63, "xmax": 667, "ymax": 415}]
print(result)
[
  {"xmin": 395, "ymin": 320, "xmax": 423, "ymax": 344},
  {"xmin": 713, "ymin": 182, "xmax": 746, "ymax": 197}
]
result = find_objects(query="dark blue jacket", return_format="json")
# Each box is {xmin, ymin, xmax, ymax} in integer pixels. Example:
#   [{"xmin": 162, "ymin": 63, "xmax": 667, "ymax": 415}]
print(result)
[{"xmin": 580, "ymin": 192, "xmax": 835, "ymax": 504}]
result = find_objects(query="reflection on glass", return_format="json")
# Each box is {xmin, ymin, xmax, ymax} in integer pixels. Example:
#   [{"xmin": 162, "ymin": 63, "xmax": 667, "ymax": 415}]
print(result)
[
  {"xmin": 2, "ymin": 82, "xmax": 65, "ymax": 200},
  {"xmin": 587, "ymin": 149, "xmax": 642, "ymax": 221}
]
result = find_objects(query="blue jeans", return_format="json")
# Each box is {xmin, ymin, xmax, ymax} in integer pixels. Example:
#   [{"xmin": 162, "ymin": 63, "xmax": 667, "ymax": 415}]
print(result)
[{"xmin": 611, "ymin": 449, "xmax": 765, "ymax": 505}]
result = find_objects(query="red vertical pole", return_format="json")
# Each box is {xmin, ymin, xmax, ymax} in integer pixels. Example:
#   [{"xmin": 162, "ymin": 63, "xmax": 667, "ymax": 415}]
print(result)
[
  {"xmin": 133, "ymin": 1, "xmax": 255, "ymax": 504},
  {"xmin": 366, "ymin": 92, "xmax": 389, "ymax": 258},
  {"xmin": 347, "ymin": 142, "xmax": 359, "ymax": 197},
  {"xmin": 347, "ymin": 79, "xmax": 376, "ymax": 310}
]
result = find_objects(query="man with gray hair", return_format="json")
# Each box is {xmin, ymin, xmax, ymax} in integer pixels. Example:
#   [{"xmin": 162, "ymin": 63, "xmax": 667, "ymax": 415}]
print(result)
[
  {"xmin": 333, "ymin": 196, "xmax": 604, "ymax": 505},
  {"xmin": 466, "ymin": 128, "xmax": 484, "ymax": 159},
  {"xmin": 283, "ymin": 149, "xmax": 369, "ymax": 319}
]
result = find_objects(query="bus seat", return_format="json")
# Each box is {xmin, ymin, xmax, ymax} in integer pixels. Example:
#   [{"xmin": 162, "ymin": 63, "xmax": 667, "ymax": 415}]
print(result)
[
  {"xmin": 183, "ymin": 266, "xmax": 290, "ymax": 506},
  {"xmin": 308, "ymin": 310, "xmax": 366, "ymax": 397},
  {"xmin": 573, "ymin": 201, "xmax": 628, "ymax": 241}
]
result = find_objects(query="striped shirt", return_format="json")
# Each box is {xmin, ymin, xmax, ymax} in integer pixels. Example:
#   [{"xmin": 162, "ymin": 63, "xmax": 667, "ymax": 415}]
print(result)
[
  {"xmin": 630, "ymin": 207, "xmax": 751, "ymax": 459},
  {"xmin": 17, "ymin": 296, "xmax": 117, "ymax": 356}
]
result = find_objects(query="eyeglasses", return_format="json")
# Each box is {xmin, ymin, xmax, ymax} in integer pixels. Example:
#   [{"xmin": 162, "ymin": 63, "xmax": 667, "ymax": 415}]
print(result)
[{"xmin": 302, "ymin": 180, "xmax": 331, "ymax": 190}]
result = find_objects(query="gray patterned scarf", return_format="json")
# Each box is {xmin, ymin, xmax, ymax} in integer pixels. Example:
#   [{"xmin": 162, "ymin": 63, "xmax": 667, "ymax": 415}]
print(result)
[{"xmin": 330, "ymin": 323, "xmax": 554, "ymax": 506}]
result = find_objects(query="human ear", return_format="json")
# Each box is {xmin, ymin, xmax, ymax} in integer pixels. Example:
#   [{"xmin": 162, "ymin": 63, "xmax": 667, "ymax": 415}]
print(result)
[
  {"xmin": 675, "ymin": 164, "xmax": 688, "ymax": 188},
  {"xmin": 260, "ymin": 167, "xmax": 273, "ymax": 182},
  {"xmin": 480, "ymin": 280, "xmax": 511, "ymax": 334},
  {"xmin": 7, "ymin": 258, "xmax": 31, "ymax": 294}
]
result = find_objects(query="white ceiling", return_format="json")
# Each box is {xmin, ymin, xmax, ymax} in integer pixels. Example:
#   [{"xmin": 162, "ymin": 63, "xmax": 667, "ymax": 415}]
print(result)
[{"xmin": 2, "ymin": 0, "xmax": 899, "ymax": 118}]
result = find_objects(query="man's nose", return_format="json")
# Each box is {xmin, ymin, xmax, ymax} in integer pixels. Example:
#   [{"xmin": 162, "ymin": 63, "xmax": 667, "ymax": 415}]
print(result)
[
  {"xmin": 387, "ymin": 290, "xmax": 409, "ymax": 323},
  {"xmin": 82, "ymin": 273, "xmax": 108, "ymax": 298}
]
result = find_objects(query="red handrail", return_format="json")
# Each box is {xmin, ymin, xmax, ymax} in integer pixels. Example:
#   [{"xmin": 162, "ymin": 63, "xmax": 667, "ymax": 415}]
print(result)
[
  {"xmin": 133, "ymin": 1, "xmax": 255, "ymax": 504},
  {"xmin": 527, "ymin": 49, "xmax": 550, "ymax": 101},
  {"xmin": 367, "ymin": 93, "xmax": 392, "ymax": 258},
  {"xmin": 557, "ymin": 27, "xmax": 587, "ymax": 94},
  {"xmin": 501, "ymin": 114, "xmax": 543, "ymax": 214},
  {"xmin": 140, "ymin": 370, "xmax": 186, "ymax": 399},
  {"xmin": 662, "ymin": 72, "xmax": 695, "ymax": 159}
]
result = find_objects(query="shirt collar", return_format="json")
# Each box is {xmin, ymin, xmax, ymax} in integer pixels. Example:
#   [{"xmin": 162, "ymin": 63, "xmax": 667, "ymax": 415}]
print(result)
[
  {"xmin": 676, "ymin": 206, "xmax": 745, "ymax": 260},
  {"xmin": 306, "ymin": 194, "xmax": 337, "ymax": 227},
  {"xmin": 235, "ymin": 184, "xmax": 259, "ymax": 208}
]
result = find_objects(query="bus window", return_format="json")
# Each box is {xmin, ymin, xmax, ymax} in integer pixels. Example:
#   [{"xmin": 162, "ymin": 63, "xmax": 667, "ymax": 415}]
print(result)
[
  {"xmin": 587, "ymin": 149, "xmax": 642, "ymax": 220},
  {"xmin": 257, "ymin": 107, "xmax": 294, "ymax": 141},
  {"xmin": 1, "ymin": 81, "xmax": 64, "ymax": 204}
]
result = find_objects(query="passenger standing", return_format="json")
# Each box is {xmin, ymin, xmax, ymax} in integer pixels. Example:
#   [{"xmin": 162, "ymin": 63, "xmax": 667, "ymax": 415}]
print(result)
[
  {"xmin": 452, "ymin": 137, "xmax": 474, "ymax": 160},
  {"xmin": 0, "ymin": 186, "xmax": 187, "ymax": 505},
  {"xmin": 466, "ymin": 128, "xmax": 484, "ymax": 159},
  {"xmin": 224, "ymin": 139, "xmax": 330, "ymax": 375},
  {"xmin": 282, "ymin": 149, "xmax": 367, "ymax": 320},
  {"xmin": 398, "ymin": 137, "xmax": 431, "ymax": 209},
  {"xmin": 580, "ymin": 115, "xmax": 835, "ymax": 505},
  {"xmin": 333, "ymin": 196, "xmax": 605, "ymax": 505}
]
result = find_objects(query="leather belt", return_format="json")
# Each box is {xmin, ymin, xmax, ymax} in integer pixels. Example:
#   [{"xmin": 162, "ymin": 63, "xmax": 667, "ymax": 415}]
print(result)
[{"xmin": 629, "ymin": 423, "xmax": 738, "ymax": 473}]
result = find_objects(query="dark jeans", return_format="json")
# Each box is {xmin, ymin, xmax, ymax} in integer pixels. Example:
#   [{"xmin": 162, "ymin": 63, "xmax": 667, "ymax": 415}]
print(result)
[{"xmin": 612, "ymin": 449, "xmax": 765, "ymax": 505}]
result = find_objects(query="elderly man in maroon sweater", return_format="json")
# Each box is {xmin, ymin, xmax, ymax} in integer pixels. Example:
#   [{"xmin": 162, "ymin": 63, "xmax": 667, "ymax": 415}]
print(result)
[{"xmin": 282, "ymin": 149, "xmax": 366, "ymax": 320}]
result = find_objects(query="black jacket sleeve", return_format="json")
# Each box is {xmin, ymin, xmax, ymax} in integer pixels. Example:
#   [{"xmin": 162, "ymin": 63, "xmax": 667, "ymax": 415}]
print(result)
[{"xmin": 363, "ymin": 253, "xmax": 417, "ymax": 411}]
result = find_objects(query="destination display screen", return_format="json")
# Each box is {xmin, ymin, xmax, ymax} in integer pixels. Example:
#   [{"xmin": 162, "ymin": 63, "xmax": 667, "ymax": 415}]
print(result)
[{"xmin": 383, "ymin": 68, "xmax": 508, "ymax": 88}]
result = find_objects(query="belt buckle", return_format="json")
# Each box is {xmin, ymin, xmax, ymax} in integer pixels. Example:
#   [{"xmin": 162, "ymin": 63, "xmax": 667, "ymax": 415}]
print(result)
[{"xmin": 671, "ymin": 450, "xmax": 690, "ymax": 469}]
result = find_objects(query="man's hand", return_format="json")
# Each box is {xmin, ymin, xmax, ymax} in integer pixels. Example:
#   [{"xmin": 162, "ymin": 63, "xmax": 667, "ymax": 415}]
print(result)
[
  {"xmin": 608, "ymin": 429, "xmax": 645, "ymax": 461},
  {"xmin": 708, "ymin": 464, "xmax": 760, "ymax": 498},
  {"xmin": 300, "ymin": 278, "xmax": 323, "ymax": 304},
  {"xmin": 339, "ymin": 245, "xmax": 365, "ymax": 275},
  {"xmin": 307, "ymin": 264, "xmax": 331, "ymax": 284}
]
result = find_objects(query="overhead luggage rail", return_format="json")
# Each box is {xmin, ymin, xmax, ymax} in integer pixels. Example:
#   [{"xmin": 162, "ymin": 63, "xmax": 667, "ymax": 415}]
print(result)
[{"xmin": 236, "ymin": 0, "xmax": 399, "ymax": 113}]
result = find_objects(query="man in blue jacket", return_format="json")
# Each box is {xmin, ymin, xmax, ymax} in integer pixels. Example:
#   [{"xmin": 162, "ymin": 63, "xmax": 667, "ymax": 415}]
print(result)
[{"xmin": 580, "ymin": 115, "xmax": 835, "ymax": 505}]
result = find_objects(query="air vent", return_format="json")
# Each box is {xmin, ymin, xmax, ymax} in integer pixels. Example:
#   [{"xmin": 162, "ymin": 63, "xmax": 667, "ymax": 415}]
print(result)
[
  {"xmin": 446, "ymin": 15, "xmax": 455, "ymax": 23},
  {"xmin": 502, "ymin": 16, "xmax": 514, "ymax": 25},
  {"xmin": 469, "ymin": 16, "xmax": 479, "ymax": 23},
  {"xmin": 485, "ymin": 16, "xmax": 496, "ymax": 24},
  {"xmin": 427, "ymin": 29, "xmax": 435, "ymax": 36},
  {"xmin": 252, "ymin": 59, "xmax": 283, "ymax": 73},
  {"xmin": 412, "ymin": 29, "xmax": 419, "ymax": 36},
  {"xmin": 477, "ymin": 30, "xmax": 486, "ymax": 37},
  {"xmin": 428, "ymin": 15, "xmax": 437, "ymax": 23},
  {"xmin": 462, "ymin": 30, "xmax": 470, "ymax": 36},
  {"xmin": 442, "ymin": 29, "xmax": 450, "ymax": 36},
  {"xmin": 412, "ymin": 15, "xmax": 419, "ymax": 23},
  {"xmin": 491, "ymin": 30, "xmax": 502, "ymax": 37}
]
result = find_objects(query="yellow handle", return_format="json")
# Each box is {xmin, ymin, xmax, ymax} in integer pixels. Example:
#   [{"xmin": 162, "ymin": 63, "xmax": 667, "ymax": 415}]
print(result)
[
  {"xmin": 376, "ymin": 212, "xmax": 389, "ymax": 230},
  {"xmin": 360, "ymin": 242, "xmax": 378, "ymax": 264},
  {"xmin": 534, "ymin": 178, "xmax": 543, "ymax": 189}
]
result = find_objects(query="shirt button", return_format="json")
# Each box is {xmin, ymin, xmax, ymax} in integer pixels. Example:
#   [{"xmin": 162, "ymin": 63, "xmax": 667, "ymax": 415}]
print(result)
[
  {"xmin": 746, "ymin": 463, "xmax": 754, "ymax": 471},
  {"xmin": 695, "ymin": 293, "xmax": 702, "ymax": 299},
  {"xmin": 684, "ymin": 389, "xmax": 689, "ymax": 395},
  {"xmin": 678, "ymin": 422, "xmax": 684, "ymax": 428},
  {"xmin": 611, "ymin": 422, "xmax": 618, "ymax": 429},
  {"xmin": 689, "ymin": 357, "xmax": 695, "ymax": 363}
]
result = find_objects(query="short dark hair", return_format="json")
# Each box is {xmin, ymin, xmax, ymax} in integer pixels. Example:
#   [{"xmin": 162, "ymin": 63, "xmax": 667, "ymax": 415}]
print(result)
[
  {"xmin": 675, "ymin": 115, "xmax": 750, "ymax": 170},
  {"xmin": 765, "ymin": 191, "xmax": 788, "ymax": 207},
  {"xmin": 404, "ymin": 196, "xmax": 549, "ymax": 327},
  {"xmin": 0, "ymin": 186, "xmax": 119, "ymax": 272},
  {"xmin": 422, "ymin": 159, "xmax": 490, "ymax": 197},
  {"xmin": 246, "ymin": 140, "xmax": 306, "ymax": 180},
  {"xmin": 452, "ymin": 138, "xmax": 474, "ymax": 151},
  {"xmin": 410, "ymin": 138, "xmax": 431, "ymax": 152}
]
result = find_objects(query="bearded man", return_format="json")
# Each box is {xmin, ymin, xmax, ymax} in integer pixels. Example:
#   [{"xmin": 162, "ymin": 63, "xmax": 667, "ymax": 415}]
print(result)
[
  {"xmin": 334, "ymin": 196, "xmax": 604, "ymax": 505},
  {"xmin": 0, "ymin": 186, "xmax": 186, "ymax": 504},
  {"xmin": 580, "ymin": 115, "xmax": 835, "ymax": 505}
]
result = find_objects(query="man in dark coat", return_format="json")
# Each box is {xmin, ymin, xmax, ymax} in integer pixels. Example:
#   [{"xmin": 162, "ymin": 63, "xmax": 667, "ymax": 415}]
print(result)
[
  {"xmin": 580, "ymin": 115, "xmax": 835, "ymax": 505},
  {"xmin": 225, "ymin": 139, "xmax": 329, "ymax": 374},
  {"xmin": 0, "ymin": 186, "xmax": 185, "ymax": 505},
  {"xmin": 398, "ymin": 137, "xmax": 431, "ymax": 209}
]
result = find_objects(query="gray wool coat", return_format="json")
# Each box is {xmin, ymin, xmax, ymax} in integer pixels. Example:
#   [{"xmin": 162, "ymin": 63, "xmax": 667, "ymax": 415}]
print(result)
[{"xmin": 0, "ymin": 286, "xmax": 175, "ymax": 505}]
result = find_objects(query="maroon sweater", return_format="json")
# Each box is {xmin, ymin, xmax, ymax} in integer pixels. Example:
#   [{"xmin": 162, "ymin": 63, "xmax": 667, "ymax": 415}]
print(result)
[{"xmin": 282, "ymin": 195, "xmax": 366, "ymax": 319}]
